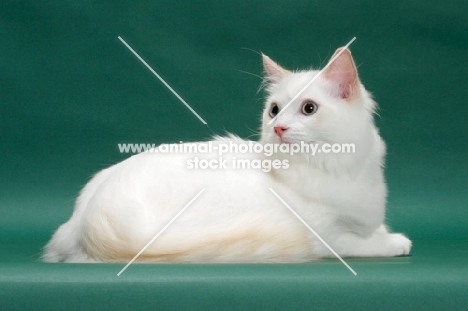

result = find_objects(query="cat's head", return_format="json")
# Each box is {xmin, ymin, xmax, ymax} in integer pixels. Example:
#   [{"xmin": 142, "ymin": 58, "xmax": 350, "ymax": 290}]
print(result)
[{"xmin": 260, "ymin": 48, "xmax": 380, "ymax": 161}]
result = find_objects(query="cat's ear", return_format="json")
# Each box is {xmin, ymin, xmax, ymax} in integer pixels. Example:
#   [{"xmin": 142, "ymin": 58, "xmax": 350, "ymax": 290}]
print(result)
[
  {"xmin": 323, "ymin": 48, "xmax": 359, "ymax": 99},
  {"xmin": 262, "ymin": 54, "xmax": 291, "ymax": 83}
]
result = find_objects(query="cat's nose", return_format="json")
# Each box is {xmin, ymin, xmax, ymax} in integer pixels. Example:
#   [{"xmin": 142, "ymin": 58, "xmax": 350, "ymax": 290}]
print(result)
[{"xmin": 274, "ymin": 126, "xmax": 289, "ymax": 138}]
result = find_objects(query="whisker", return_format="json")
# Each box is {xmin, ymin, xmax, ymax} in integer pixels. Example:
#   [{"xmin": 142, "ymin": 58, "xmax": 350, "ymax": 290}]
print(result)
[
  {"xmin": 240, "ymin": 47, "xmax": 262, "ymax": 56},
  {"xmin": 234, "ymin": 69, "xmax": 263, "ymax": 80}
]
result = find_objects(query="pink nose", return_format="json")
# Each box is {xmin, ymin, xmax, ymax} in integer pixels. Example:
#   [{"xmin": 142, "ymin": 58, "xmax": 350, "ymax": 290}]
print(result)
[{"xmin": 274, "ymin": 126, "xmax": 288, "ymax": 138}]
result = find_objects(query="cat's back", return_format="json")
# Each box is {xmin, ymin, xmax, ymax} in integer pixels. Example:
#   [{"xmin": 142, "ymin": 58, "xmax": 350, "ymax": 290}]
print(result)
[{"xmin": 68, "ymin": 137, "xmax": 313, "ymax": 262}]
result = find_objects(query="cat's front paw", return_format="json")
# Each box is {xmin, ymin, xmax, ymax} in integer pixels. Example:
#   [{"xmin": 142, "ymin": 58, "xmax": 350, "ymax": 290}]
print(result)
[{"xmin": 388, "ymin": 233, "xmax": 412, "ymax": 256}]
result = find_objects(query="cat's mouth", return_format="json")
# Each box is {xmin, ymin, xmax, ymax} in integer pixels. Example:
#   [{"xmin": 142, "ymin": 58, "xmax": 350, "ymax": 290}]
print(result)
[
  {"xmin": 277, "ymin": 136, "xmax": 316, "ymax": 145},
  {"xmin": 276, "ymin": 136, "xmax": 291, "ymax": 144},
  {"xmin": 278, "ymin": 137, "xmax": 288, "ymax": 144}
]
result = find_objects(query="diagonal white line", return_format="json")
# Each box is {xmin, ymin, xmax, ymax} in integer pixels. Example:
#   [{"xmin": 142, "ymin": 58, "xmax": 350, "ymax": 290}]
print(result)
[
  {"xmin": 269, "ymin": 188, "xmax": 357, "ymax": 276},
  {"xmin": 268, "ymin": 37, "xmax": 356, "ymax": 125},
  {"xmin": 118, "ymin": 36, "xmax": 208, "ymax": 125},
  {"xmin": 117, "ymin": 188, "xmax": 206, "ymax": 276}
]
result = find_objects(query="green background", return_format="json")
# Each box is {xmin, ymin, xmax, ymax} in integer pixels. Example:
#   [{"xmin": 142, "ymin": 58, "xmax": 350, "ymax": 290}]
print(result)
[{"xmin": 1, "ymin": 1, "xmax": 467, "ymax": 310}]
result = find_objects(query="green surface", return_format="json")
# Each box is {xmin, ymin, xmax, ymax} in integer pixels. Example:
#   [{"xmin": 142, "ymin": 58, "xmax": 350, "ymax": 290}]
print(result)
[
  {"xmin": 1, "ymin": 0, "xmax": 467, "ymax": 310},
  {"xmin": 1, "ymin": 239, "xmax": 467, "ymax": 310}
]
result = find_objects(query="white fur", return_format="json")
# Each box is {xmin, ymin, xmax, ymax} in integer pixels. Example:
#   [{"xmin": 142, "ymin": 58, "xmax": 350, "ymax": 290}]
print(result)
[{"xmin": 43, "ymin": 49, "xmax": 411, "ymax": 263}]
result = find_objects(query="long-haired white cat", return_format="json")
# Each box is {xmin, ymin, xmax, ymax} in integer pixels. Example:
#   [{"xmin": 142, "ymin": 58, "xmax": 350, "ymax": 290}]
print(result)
[{"xmin": 43, "ymin": 47, "xmax": 411, "ymax": 263}]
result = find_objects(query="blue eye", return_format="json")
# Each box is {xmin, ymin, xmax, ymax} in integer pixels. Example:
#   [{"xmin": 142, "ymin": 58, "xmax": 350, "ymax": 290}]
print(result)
[
  {"xmin": 302, "ymin": 101, "xmax": 318, "ymax": 115},
  {"xmin": 269, "ymin": 103, "xmax": 279, "ymax": 118}
]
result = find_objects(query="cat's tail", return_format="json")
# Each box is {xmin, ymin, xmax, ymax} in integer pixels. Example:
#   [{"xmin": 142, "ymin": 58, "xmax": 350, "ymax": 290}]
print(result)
[
  {"xmin": 43, "ymin": 166, "xmax": 117, "ymax": 262},
  {"xmin": 42, "ymin": 218, "xmax": 93, "ymax": 263}
]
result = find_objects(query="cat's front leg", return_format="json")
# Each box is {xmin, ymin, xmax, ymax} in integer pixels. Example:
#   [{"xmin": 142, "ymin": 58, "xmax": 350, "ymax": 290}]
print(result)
[
  {"xmin": 330, "ymin": 181, "xmax": 387, "ymax": 237},
  {"xmin": 317, "ymin": 225, "xmax": 412, "ymax": 258}
]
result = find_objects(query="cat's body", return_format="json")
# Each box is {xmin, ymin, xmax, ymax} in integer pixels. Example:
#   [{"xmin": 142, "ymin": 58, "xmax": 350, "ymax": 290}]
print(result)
[{"xmin": 43, "ymin": 48, "xmax": 411, "ymax": 263}]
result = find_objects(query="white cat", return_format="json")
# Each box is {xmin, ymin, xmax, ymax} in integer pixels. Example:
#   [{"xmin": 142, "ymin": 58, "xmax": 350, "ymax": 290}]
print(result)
[{"xmin": 43, "ymin": 47, "xmax": 411, "ymax": 263}]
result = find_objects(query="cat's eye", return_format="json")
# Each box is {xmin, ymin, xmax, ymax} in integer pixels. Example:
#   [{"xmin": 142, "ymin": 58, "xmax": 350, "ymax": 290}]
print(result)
[
  {"xmin": 302, "ymin": 101, "xmax": 318, "ymax": 116},
  {"xmin": 269, "ymin": 103, "xmax": 279, "ymax": 118}
]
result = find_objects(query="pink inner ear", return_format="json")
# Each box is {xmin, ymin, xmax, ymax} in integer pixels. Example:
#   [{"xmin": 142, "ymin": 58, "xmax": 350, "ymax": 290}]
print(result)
[
  {"xmin": 262, "ymin": 54, "xmax": 290, "ymax": 83},
  {"xmin": 324, "ymin": 48, "xmax": 358, "ymax": 99}
]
